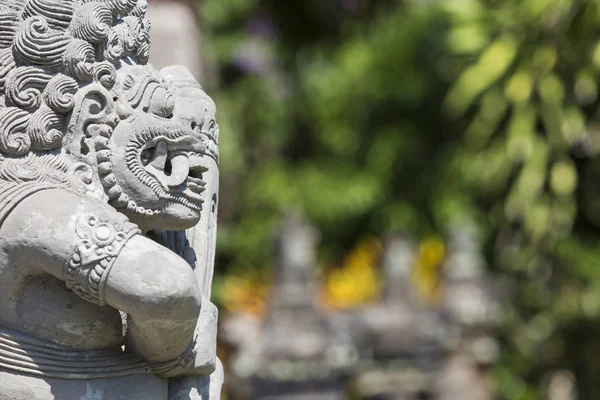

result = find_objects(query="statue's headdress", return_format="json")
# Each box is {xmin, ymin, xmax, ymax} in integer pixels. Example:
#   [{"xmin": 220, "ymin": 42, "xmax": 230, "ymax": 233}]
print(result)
[{"xmin": 0, "ymin": 0, "xmax": 151, "ymax": 162}]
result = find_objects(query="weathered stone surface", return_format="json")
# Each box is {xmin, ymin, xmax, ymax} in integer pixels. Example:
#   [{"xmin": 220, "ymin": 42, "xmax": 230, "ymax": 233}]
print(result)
[{"xmin": 0, "ymin": 0, "xmax": 222, "ymax": 398}]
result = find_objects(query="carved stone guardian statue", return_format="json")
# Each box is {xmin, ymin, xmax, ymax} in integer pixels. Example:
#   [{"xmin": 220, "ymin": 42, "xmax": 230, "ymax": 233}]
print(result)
[{"xmin": 0, "ymin": 0, "xmax": 222, "ymax": 398}]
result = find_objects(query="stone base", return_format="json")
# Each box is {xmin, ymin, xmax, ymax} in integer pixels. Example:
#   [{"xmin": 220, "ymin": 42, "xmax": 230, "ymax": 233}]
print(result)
[{"xmin": 0, "ymin": 369, "xmax": 168, "ymax": 400}]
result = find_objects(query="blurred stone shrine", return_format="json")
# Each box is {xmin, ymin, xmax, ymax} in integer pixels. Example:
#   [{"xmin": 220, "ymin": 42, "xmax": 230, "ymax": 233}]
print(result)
[{"xmin": 220, "ymin": 214, "xmax": 505, "ymax": 400}]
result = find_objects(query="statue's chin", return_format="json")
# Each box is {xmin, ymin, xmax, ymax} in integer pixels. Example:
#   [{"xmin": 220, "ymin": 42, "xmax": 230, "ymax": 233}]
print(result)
[{"xmin": 128, "ymin": 203, "xmax": 202, "ymax": 232}]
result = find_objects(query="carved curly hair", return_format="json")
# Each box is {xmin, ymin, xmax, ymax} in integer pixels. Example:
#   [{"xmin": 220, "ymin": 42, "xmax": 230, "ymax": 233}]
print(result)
[{"xmin": 0, "ymin": 0, "xmax": 151, "ymax": 159}]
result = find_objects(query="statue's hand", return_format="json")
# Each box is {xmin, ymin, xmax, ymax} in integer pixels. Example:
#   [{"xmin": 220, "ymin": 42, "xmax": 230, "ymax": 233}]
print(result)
[
  {"xmin": 187, "ymin": 298, "xmax": 219, "ymax": 376},
  {"xmin": 151, "ymin": 296, "xmax": 218, "ymax": 378}
]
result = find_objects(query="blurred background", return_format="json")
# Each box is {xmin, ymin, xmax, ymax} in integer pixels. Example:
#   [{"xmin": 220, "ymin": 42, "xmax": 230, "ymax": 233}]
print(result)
[{"xmin": 148, "ymin": 0, "xmax": 600, "ymax": 399}]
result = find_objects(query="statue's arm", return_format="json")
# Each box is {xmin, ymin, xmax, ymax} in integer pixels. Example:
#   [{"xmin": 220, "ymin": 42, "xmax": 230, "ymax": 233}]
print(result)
[
  {"xmin": 2, "ymin": 188, "xmax": 201, "ymax": 374},
  {"xmin": 105, "ymin": 234, "xmax": 201, "ymax": 364}
]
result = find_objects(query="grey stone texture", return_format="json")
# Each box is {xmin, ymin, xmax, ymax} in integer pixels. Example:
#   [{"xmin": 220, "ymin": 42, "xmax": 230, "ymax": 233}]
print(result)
[{"xmin": 0, "ymin": 0, "xmax": 222, "ymax": 398}]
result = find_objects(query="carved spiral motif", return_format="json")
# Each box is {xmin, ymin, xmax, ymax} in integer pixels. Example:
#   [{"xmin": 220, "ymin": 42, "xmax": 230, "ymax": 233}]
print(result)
[
  {"xmin": 0, "ymin": 0, "xmax": 159, "ymax": 188},
  {"xmin": 103, "ymin": 28, "xmax": 124, "ymax": 64},
  {"xmin": 13, "ymin": 17, "xmax": 71, "ymax": 72},
  {"xmin": 104, "ymin": 15, "xmax": 151, "ymax": 64},
  {"xmin": 0, "ymin": 11, "xmax": 18, "ymax": 49},
  {"xmin": 22, "ymin": 0, "xmax": 74, "ymax": 31},
  {"xmin": 105, "ymin": 0, "xmax": 137, "ymax": 15},
  {"xmin": 70, "ymin": 2, "xmax": 112, "ymax": 44},
  {"xmin": 0, "ymin": 152, "xmax": 70, "ymax": 184},
  {"xmin": 125, "ymin": 73, "xmax": 156, "ymax": 108},
  {"xmin": 62, "ymin": 39, "xmax": 95, "ymax": 82},
  {"xmin": 92, "ymin": 61, "xmax": 117, "ymax": 89},
  {"xmin": 0, "ymin": 49, "xmax": 16, "ymax": 92},
  {"xmin": 5, "ymin": 66, "xmax": 52, "ymax": 112},
  {"xmin": 43, "ymin": 74, "xmax": 78, "ymax": 113},
  {"xmin": 1, "ymin": 0, "xmax": 25, "ymax": 12},
  {"xmin": 27, "ymin": 106, "xmax": 65, "ymax": 150},
  {"xmin": 136, "ymin": 18, "xmax": 151, "ymax": 64},
  {"xmin": 121, "ymin": 17, "xmax": 143, "ymax": 53},
  {"xmin": 35, "ymin": 152, "xmax": 70, "ymax": 183},
  {"xmin": 0, "ymin": 107, "xmax": 31, "ymax": 155},
  {"xmin": 0, "ymin": 156, "xmax": 40, "ymax": 182},
  {"xmin": 130, "ymin": 0, "xmax": 147, "ymax": 19}
]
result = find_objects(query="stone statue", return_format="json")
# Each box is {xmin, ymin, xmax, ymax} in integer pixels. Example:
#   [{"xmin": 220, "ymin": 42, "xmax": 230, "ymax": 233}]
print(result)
[{"xmin": 0, "ymin": 0, "xmax": 222, "ymax": 398}]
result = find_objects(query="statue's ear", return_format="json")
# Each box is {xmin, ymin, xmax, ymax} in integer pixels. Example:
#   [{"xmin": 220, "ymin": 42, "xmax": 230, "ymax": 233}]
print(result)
[
  {"xmin": 62, "ymin": 84, "xmax": 118, "ymax": 199},
  {"xmin": 65, "ymin": 61, "xmax": 119, "ymax": 155},
  {"xmin": 65, "ymin": 83, "xmax": 117, "ymax": 158}
]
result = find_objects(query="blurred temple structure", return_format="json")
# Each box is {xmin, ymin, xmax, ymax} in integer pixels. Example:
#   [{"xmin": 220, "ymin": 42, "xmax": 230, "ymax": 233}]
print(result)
[
  {"xmin": 147, "ymin": 0, "xmax": 204, "ymax": 80},
  {"xmin": 222, "ymin": 213, "xmax": 349, "ymax": 399},
  {"xmin": 220, "ymin": 214, "xmax": 504, "ymax": 400}
]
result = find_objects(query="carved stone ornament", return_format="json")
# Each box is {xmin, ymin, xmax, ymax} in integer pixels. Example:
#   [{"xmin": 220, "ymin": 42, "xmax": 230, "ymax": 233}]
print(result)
[
  {"xmin": 66, "ymin": 213, "xmax": 141, "ymax": 306},
  {"xmin": 0, "ymin": 0, "xmax": 222, "ymax": 398}
]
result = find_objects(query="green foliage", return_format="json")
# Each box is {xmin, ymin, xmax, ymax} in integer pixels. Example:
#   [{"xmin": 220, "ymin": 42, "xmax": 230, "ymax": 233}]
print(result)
[
  {"xmin": 202, "ymin": 0, "xmax": 600, "ymax": 397},
  {"xmin": 203, "ymin": 0, "xmax": 458, "ymax": 272},
  {"xmin": 442, "ymin": 0, "xmax": 600, "ymax": 397}
]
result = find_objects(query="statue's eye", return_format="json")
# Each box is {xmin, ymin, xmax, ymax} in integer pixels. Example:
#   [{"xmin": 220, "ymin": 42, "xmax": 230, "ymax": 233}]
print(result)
[{"xmin": 146, "ymin": 87, "xmax": 174, "ymax": 118}]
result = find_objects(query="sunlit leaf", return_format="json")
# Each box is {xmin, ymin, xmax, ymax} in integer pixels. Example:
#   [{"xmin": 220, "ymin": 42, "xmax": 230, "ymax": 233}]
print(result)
[
  {"xmin": 538, "ymin": 73, "xmax": 565, "ymax": 104},
  {"xmin": 505, "ymin": 70, "xmax": 534, "ymax": 105},
  {"xmin": 574, "ymin": 69, "xmax": 598, "ymax": 105},
  {"xmin": 532, "ymin": 46, "xmax": 557, "ymax": 74},
  {"xmin": 506, "ymin": 105, "xmax": 536, "ymax": 162},
  {"xmin": 550, "ymin": 160, "xmax": 578, "ymax": 196},
  {"xmin": 446, "ymin": 23, "xmax": 489, "ymax": 54},
  {"xmin": 445, "ymin": 35, "xmax": 518, "ymax": 116}
]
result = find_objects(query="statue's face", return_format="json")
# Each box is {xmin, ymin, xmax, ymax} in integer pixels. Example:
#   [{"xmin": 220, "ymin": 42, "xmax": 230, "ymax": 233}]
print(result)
[{"xmin": 105, "ymin": 65, "xmax": 217, "ymax": 231}]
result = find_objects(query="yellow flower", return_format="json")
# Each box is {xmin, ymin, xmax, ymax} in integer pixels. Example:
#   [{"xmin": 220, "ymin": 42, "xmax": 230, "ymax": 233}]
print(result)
[
  {"xmin": 323, "ymin": 236, "xmax": 382, "ymax": 309},
  {"xmin": 220, "ymin": 275, "xmax": 267, "ymax": 316},
  {"xmin": 412, "ymin": 236, "xmax": 446, "ymax": 305}
]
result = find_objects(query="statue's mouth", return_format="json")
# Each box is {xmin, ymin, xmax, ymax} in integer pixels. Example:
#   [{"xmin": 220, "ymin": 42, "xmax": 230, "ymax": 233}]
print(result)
[{"xmin": 140, "ymin": 139, "xmax": 209, "ymax": 206}]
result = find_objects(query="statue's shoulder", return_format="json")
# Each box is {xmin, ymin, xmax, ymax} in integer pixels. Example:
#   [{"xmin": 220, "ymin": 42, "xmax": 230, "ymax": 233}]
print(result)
[
  {"xmin": 1, "ymin": 185, "xmax": 139, "ymax": 277},
  {"xmin": 7, "ymin": 183, "xmax": 125, "ymax": 221}
]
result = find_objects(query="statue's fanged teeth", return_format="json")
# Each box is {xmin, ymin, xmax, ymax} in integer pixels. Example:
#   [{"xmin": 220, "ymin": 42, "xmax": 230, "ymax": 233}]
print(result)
[
  {"xmin": 138, "ymin": 137, "xmax": 209, "ymax": 205},
  {"xmin": 187, "ymin": 181, "xmax": 206, "ymax": 194}
]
